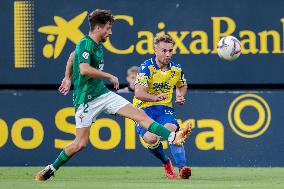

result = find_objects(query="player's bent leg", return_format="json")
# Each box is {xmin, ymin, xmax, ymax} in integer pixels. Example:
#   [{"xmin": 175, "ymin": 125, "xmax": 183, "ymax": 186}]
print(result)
[
  {"xmin": 144, "ymin": 132, "xmax": 170, "ymax": 164},
  {"xmin": 165, "ymin": 123, "xmax": 189, "ymax": 169},
  {"xmin": 169, "ymin": 143, "xmax": 191, "ymax": 179},
  {"xmin": 116, "ymin": 104, "xmax": 173, "ymax": 138},
  {"xmin": 143, "ymin": 132, "xmax": 178, "ymax": 179},
  {"xmin": 64, "ymin": 127, "xmax": 90, "ymax": 155},
  {"xmin": 102, "ymin": 93, "xmax": 173, "ymax": 138},
  {"xmin": 164, "ymin": 123, "xmax": 192, "ymax": 179},
  {"xmin": 143, "ymin": 132, "xmax": 159, "ymax": 144},
  {"xmin": 117, "ymin": 104, "xmax": 189, "ymax": 145},
  {"xmin": 116, "ymin": 104, "xmax": 153, "ymax": 127},
  {"xmin": 35, "ymin": 127, "xmax": 90, "ymax": 181}
]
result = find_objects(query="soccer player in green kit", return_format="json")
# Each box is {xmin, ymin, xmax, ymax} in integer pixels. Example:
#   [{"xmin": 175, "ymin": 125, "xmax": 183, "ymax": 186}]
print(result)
[{"xmin": 35, "ymin": 9, "xmax": 191, "ymax": 181}]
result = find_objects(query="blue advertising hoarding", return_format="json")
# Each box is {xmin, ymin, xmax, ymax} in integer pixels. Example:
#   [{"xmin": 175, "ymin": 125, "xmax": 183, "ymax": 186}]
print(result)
[{"xmin": 0, "ymin": 90, "xmax": 283, "ymax": 166}]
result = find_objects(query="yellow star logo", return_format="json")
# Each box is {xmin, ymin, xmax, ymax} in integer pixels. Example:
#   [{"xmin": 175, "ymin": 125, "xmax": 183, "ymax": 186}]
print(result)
[{"xmin": 38, "ymin": 11, "xmax": 87, "ymax": 58}]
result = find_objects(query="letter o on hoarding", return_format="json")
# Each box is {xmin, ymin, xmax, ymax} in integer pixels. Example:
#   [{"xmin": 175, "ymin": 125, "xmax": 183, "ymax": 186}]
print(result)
[
  {"xmin": 89, "ymin": 118, "xmax": 121, "ymax": 150},
  {"xmin": 11, "ymin": 118, "xmax": 44, "ymax": 149},
  {"xmin": 0, "ymin": 119, "xmax": 9, "ymax": 147}
]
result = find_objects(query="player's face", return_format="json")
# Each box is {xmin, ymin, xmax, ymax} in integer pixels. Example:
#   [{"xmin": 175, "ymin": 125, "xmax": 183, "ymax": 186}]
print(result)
[
  {"xmin": 155, "ymin": 42, "xmax": 174, "ymax": 65},
  {"xmin": 126, "ymin": 72, "xmax": 137, "ymax": 89},
  {"xmin": 98, "ymin": 22, "xmax": 112, "ymax": 42}
]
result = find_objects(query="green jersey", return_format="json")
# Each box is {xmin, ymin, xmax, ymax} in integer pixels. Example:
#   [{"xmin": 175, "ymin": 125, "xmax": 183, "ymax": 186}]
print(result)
[{"xmin": 73, "ymin": 35, "xmax": 109, "ymax": 110}]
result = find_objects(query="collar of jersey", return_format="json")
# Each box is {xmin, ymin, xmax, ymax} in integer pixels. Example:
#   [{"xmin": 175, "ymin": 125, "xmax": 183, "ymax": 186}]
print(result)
[
  {"xmin": 151, "ymin": 56, "xmax": 172, "ymax": 70},
  {"xmin": 85, "ymin": 35, "xmax": 102, "ymax": 49}
]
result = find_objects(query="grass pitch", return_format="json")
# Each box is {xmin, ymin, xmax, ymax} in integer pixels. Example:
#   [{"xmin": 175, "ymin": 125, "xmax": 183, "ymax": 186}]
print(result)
[{"xmin": 0, "ymin": 167, "xmax": 283, "ymax": 189}]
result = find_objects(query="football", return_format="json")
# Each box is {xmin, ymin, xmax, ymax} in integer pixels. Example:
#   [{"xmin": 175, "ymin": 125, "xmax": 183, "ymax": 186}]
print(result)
[{"xmin": 217, "ymin": 36, "xmax": 242, "ymax": 61}]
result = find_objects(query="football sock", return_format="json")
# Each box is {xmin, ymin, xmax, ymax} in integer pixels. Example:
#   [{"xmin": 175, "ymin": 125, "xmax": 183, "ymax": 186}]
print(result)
[
  {"xmin": 169, "ymin": 144, "xmax": 187, "ymax": 169},
  {"xmin": 148, "ymin": 140, "xmax": 169, "ymax": 164},
  {"xmin": 52, "ymin": 150, "xmax": 71, "ymax": 170},
  {"xmin": 147, "ymin": 122, "xmax": 171, "ymax": 140}
]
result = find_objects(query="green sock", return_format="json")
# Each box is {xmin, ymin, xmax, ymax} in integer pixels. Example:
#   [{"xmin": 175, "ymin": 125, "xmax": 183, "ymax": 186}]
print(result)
[
  {"xmin": 148, "ymin": 122, "xmax": 171, "ymax": 139},
  {"xmin": 52, "ymin": 150, "xmax": 70, "ymax": 170}
]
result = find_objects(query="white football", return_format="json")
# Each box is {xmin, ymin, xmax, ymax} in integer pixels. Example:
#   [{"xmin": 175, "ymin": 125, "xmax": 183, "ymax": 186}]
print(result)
[{"xmin": 217, "ymin": 36, "xmax": 241, "ymax": 61}]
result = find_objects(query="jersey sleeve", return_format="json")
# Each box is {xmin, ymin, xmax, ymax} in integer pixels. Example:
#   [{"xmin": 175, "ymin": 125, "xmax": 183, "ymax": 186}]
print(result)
[
  {"xmin": 77, "ymin": 40, "xmax": 91, "ymax": 65},
  {"xmin": 176, "ymin": 68, "xmax": 187, "ymax": 88},
  {"xmin": 135, "ymin": 63, "xmax": 150, "ymax": 87}
]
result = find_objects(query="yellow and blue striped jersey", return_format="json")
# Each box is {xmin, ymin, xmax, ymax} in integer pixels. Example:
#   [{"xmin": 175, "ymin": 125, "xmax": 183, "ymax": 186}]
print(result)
[{"xmin": 133, "ymin": 57, "xmax": 187, "ymax": 108}]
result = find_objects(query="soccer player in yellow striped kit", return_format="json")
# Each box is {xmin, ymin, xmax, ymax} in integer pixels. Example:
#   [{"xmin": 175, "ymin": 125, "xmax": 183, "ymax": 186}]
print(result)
[{"xmin": 133, "ymin": 34, "xmax": 191, "ymax": 179}]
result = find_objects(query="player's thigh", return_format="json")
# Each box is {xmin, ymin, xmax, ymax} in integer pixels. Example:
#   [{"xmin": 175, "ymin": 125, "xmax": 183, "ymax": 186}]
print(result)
[
  {"xmin": 156, "ymin": 108, "xmax": 179, "ymax": 131},
  {"xmin": 102, "ymin": 91, "xmax": 131, "ymax": 115},
  {"xmin": 116, "ymin": 104, "xmax": 153, "ymax": 125},
  {"xmin": 75, "ymin": 100, "xmax": 105, "ymax": 128}
]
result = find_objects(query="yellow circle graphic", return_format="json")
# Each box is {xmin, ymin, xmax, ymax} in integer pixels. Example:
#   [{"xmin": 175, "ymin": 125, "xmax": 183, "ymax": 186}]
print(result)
[{"xmin": 228, "ymin": 94, "xmax": 271, "ymax": 138}]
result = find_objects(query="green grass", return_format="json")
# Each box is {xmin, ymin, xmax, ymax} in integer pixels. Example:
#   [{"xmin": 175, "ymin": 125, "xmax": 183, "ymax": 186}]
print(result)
[{"xmin": 0, "ymin": 167, "xmax": 284, "ymax": 189}]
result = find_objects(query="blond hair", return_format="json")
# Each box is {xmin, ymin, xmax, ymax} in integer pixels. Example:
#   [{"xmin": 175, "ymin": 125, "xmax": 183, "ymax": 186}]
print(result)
[{"xmin": 154, "ymin": 34, "xmax": 175, "ymax": 46}]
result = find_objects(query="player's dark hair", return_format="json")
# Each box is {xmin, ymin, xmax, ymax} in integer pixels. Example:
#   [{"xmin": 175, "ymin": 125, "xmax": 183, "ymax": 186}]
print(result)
[
  {"xmin": 88, "ymin": 9, "xmax": 114, "ymax": 31},
  {"xmin": 154, "ymin": 34, "xmax": 175, "ymax": 46}
]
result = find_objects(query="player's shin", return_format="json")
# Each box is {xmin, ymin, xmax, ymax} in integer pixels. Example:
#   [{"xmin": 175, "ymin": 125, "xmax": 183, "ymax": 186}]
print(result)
[
  {"xmin": 148, "ymin": 140, "xmax": 169, "ymax": 164},
  {"xmin": 52, "ymin": 150, "xmax": 71, "ymax": 170},
  {"xmin": 169, "ymin": 144, "xmax": 187, "ymax": 169},
  {"xmin": 147, "ymin": 121, "xmax": 175, "ymax": 141}
]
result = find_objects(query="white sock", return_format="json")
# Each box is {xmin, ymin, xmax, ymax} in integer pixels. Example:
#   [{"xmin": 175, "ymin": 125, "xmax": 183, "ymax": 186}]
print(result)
[
  {"xmin": 49, "ymin": 164, "xmax": 56, "ymax": 172},
  {"xmin": 167, "ymin": 132, "xmax": 175, "ymax": 142}
]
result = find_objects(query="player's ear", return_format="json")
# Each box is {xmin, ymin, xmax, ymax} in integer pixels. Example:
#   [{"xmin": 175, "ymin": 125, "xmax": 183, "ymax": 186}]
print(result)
[
  {"xmin": 154, "ymin": 45, "xmax": 158, "ymax": 53},
  {"xmin": 94, "ymin": 24, "xmax": 103, "ymax": 32},
  {"xmin": 94, "ymin": 25, "xmax": 100, "ymax": 31}
]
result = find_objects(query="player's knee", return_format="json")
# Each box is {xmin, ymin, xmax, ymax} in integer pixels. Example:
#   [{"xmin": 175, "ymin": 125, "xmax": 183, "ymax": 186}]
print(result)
[
  {"xmin": 72, "ymin": 140, "xmax": 88, "ymax": 152},
  {"xmin": 77, "ymin": 142, "xmax": 87, "ymax": 150},
  {"xmin": 143, "ymin": 134, "xmax": 158, "ymax": 144}
]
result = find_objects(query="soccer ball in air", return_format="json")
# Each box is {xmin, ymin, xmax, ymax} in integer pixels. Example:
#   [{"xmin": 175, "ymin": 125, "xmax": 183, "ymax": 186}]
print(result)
[{"xmin": 217, "ymin": 36, "xmax": 241, "ymax": 61}]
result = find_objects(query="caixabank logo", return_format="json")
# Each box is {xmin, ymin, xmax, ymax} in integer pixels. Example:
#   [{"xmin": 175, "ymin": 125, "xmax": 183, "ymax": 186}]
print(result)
[{"xmin": 14, "ymin": 1, "xmax": 284, "ymax": 69}]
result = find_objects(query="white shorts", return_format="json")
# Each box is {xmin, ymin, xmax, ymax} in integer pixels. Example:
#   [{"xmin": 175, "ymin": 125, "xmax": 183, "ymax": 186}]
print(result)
[{"xmin": 75, "ymin": 91, "xmax": 130, "ymax": 128}]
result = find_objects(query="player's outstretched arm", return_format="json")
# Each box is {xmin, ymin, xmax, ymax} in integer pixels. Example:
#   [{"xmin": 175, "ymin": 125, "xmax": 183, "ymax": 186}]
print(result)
[
  {"xmin": 175, "ymin": 85, "xmax": 187, "ymax": 105},
  {"xmin": 80, "ymin": 63, "xmax": 119, "ymax": 89},
  {"xmin": 58, "ymin": 51, "xmax": 74, "ymax": 95},
  {"xmin": 135, "ymin": 84, "xmax": 166, "ymax": 102}
]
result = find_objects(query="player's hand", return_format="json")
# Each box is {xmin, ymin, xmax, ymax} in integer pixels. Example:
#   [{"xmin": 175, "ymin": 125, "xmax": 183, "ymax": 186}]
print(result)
[
  {"xmin": 58, "ymin": 77, "xmax": 71, "ymax": 95},
  {"xmin": 175, "ymin": 95, "xmax": 185, "ymax": 105},
  {"xmin": 109, "ymin": 75, "xmax": 119, "ymax": 90},
  {"xmin": 154, "ymin": 93, "xmax": 167, "ymax": 101}
]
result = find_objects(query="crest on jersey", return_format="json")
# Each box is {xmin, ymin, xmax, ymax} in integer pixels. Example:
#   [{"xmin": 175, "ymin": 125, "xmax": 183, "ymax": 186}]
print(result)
[
  {"xmin": 98, "ymin": 64, "xmax": 104, "ymax": 70},
  {"xmin": 171, "ymin": 71, "xmax": 175, "ymax": 78},
  {"xmin": 79, "ymin": 114, "xmax": 84, "ymax": 123},
  {"xmin": 82, "ymin": 52, "xmax": 89, "ymax": 59}
]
